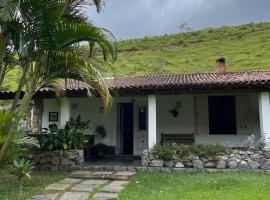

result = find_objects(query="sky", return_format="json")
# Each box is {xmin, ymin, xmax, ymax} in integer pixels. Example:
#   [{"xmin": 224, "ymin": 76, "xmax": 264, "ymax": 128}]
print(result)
[{"xmin": 87, "ymin": 0, "xmax": 270, "ymax": 40}]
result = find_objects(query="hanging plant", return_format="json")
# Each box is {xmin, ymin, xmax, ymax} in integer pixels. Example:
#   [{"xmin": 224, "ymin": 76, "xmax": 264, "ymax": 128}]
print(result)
[{"xmin": 169, "ymin": 109, "xmax": 178, "ymax": 118}]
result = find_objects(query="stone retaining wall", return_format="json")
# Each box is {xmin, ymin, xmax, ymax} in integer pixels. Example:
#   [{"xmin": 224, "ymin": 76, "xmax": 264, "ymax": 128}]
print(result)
[
  {"xmin": 26, "ymin": 149, "xmax": 84, "ymax": 170},
  {"xmin": 142, "ymin": 149, "xmax": 270, "ymax": 170}
]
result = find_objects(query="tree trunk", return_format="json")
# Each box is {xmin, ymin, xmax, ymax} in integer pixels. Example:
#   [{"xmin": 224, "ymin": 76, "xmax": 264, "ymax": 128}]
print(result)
[
  {"xmin": 0, "ymin": 62, "xmax": 32, "ymax": 162},
  {"xmin": 32, "ymin": 99, "xmax": 43, "ymax": 134},
  {"xmin": 18, "ymin": 176, "xmax": 23, "ymax": 195}
]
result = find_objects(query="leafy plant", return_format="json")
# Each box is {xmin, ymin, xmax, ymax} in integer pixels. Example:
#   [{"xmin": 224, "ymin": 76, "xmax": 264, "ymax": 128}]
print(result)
[
  {"xmin": 0, "ymin": 112, "xmax": 39, "ymax": 164},
  {"xmin": 41, "ymin": 116, "xmax": 89, "ymax": 151},
  {"xmin": 9, "ymin": 158, "xmax": 33, "ymax": 195},
  {"xmin": 95, "ymin": 125, "xmax": 107, "ymax": 143},
  {"xmin": 243, "ymin": 134, "xmax": 267, "ymax": 150},
  {"xmin": 94, "ymin": 126, "xmax": 108, "ymax": 156},
  {"xmin": 152, "ymin": 143, "xmax": 175, "ymax": 160},
  {"xmin": 152, "ymin": 143, "xmax": 227, "ymax": 160}
]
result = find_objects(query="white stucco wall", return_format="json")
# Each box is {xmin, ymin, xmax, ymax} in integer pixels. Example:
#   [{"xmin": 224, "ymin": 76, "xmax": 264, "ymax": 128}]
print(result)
[
  {"xmin": 195, "ymin": 94, "xmax": 260, "ymax": 147},
  {"xmin": 156, "ymin": 95, "xmax": 195, "ymax": 143},
  {"xmin": 40, "ymin": 93, "xmax": 261, "ymax": 154},
  {"xmin": 42, "ymin": 99, "xmax": 61, "ymax": 128}
]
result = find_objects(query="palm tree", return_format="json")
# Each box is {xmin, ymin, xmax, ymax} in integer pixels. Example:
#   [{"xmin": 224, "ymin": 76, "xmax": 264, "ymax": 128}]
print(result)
[{"xmin": 0, "ymin": 0, "xmax": 117, "ymax": 161}]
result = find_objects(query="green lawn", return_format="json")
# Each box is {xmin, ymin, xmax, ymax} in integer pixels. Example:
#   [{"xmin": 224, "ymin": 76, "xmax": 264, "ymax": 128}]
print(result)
[
  {"xmin": 119, "ymin": 172, "xmax": 270, "ymax": 200},
  {"xmin": 0, "ymin": 168, "xmax": 70, "ymax": 200}
]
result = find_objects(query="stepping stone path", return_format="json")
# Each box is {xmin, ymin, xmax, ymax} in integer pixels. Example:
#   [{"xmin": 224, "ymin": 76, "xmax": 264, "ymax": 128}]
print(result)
[{"xmin": 31, "ymin": 170, "xmax": 135, "ymax": 200}]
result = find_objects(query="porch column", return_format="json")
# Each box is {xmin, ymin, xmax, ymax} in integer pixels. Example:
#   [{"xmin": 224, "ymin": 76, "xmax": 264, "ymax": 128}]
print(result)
[
  {"xmin": 60, "ymin": 97, "xmax": 70, "ymax": 128},
  {"xmin": 258, "ymin": 92, "xmax": 270, "ymax": 150},
  {"xmin": 148, "ymin": 95, "xmax": 157, "ymax": 149}
]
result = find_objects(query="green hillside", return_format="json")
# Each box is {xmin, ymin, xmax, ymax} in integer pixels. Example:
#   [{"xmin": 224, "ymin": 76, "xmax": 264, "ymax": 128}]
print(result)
[
  {"xmin": 102, "ymin": 22, "xmax": 270, "ymax": 77},
  {"xmin": 3, "ymin": 22, "xmax": 270, "ymax": 90}
]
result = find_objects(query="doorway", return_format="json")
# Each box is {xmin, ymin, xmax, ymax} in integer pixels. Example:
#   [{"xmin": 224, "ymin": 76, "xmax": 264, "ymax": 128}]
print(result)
[
  {"xmin": 208, "ymin": 96, "xmax": 237, "ymax": 134},
  {"xmin": 118, "ymin": 103, "xmax": 134, "ymax": 155}
]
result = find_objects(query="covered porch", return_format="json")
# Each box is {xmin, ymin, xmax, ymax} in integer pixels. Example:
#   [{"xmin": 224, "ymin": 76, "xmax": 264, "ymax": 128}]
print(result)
[{"xmin": 38, "ymin": 91, "xmax": 270, "ymax": 157}]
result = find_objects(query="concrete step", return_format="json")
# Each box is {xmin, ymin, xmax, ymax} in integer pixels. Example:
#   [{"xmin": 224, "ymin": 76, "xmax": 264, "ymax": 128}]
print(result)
[
  {"xmin": 69, "ymin": 170, "xmax": 136, "ymax": 181},
  {"xmin": 78, "ymin": 165, "xmax": 144, "ymax": 172}
]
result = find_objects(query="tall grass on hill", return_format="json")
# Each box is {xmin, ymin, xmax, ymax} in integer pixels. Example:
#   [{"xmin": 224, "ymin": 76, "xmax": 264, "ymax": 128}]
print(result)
[{"xmin": 3, "ymin": 22, "xmax": 270, "ymax": 90}]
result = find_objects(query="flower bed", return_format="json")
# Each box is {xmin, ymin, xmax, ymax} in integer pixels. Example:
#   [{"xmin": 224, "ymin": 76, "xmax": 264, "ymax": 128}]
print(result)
[
  {"xmin": 142, "ymin": 143, "xmax": 270, "ymax": 170},
  {"xmin": 26, "ymin": 149, "xmax": 84, "ymax": 171}
]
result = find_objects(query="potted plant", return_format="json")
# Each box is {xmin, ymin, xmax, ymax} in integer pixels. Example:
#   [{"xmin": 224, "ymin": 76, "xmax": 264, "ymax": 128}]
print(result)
[{"xmin": 94, "ymin": 125, "xmax": 107, "ymax": 157}]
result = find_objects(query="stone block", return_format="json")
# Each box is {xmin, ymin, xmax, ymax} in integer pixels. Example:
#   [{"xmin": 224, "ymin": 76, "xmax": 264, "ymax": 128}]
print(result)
[
  {"xmin": 261, "ymin": 159, "xmax": 270, "ymax": 170},
  {"xmin": 175, "ymin": 161, "xmax": 184, "ymax": 168},
  {"xmin": 150, "ymin": 159, "xmax": 164, "ymax": 167},
  {"xmin": 45, "ymin": 183, "xmax": 70, "ymax": 191},
  {"xmin": 59, "ymin": 192, "xmax": 89, "ymax": 200},
  {"xmin": 94, "ymin": 192, "xmax": 118, "ymax": 200}
]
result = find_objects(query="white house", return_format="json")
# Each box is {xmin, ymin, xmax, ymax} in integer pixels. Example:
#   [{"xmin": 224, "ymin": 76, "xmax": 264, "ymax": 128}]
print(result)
[{"xmin": 1, "ymin": 60, "xmax": 270, "ymax": 156}]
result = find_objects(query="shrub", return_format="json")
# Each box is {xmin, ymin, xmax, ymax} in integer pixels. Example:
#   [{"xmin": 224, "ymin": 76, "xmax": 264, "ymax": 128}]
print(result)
[
  {"xmin": 152, "ymin": 143, "xmax": 227, "ymax": 160},
  {"xmin": 41, "ymin": 116, "xmax": 89, "ymax": 151},
  {"xmin": 152, "ymin": 143, "xmax": 175, "ymax": 160}
]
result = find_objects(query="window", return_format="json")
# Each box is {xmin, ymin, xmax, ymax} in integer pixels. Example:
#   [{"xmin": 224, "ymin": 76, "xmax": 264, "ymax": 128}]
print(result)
[
  {"xmin": 208, "ymin": 96, "xmax": 236, "ymax": 134},
  {"xmin": 138, "ymin": 107, "xmax": 147, "ymax": 130}
]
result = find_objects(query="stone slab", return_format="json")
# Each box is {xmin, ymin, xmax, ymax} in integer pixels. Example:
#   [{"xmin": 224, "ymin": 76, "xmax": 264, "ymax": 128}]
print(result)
[
  {"xmin": 71, "ymin": 183, "xmax": 97, "ymax": 192},
  {"xmin": 72, "ymin": 171, "xmax": 90, "ymax": 175},
  {"xmin": 92, "ymin": 171, "xmax": 114, "ymax": 175},
  {"xmin": 115, "ymin": 171, "xmax": 136, "ymax": 176},
  {"xmin": 94, "ymin": 192, "xmax": 118, "ymax": 200},
  {"xmin": 59, "ymin": 178, "xmax": 82, "ymax": 184},
  {"xmin": 59, "ymin": 192, "xmax": 89, "ymax": 200},
  {"xmin": 102, "ymin": 181, "xmax": 125, "ymax": 193},
  {"xmin": 82, "ymin": 179, "xmax": 109, "ymax": 185},
  {"xmin": 110, "ymin": 180, "xmax": 129, "ymax": 186},
  {"xmin": 31, "ymin": 193, "xmax": 59, "ymax": 200},
  {"xmin": 45, "ymin": 183, "xmax": 70, "ymax": 191}
]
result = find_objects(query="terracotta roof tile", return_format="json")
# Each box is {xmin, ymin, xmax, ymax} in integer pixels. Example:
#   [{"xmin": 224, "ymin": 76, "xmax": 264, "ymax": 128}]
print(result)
[{"xmin": 56, "ymin": 71, "xmax": 270, "ymax": 91}]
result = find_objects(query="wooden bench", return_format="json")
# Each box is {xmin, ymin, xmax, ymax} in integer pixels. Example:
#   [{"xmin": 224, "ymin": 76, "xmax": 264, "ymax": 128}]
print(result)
[{"xmin": 161, "ymin": 133, "xmax": 194, "ymax": 145}]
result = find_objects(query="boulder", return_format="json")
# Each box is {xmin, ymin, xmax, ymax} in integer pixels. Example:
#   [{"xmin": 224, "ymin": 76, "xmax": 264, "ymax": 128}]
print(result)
[
  {"xmin": 216, "ymin": 159, "xmax": 226, "ymax": 169},
  {"xmin": 254, "ymin": 150, "xmax": 263, "ymax": 155},
  {"xmin": 204, "ymin": 162, "xmax": 216, "ymax": 168},
  {"xmin": 183, "ymin": 161, "xmax": 193, "ymax": 168},
  {"xmin": 227, "ymin": 158, "xmax": 240, "ymax": 169},
  {"xmin": 175, "ymin": 161, "xmax": 185, "ymax": 168},
  {"xmin": 237, "ymin": 161, "xmax": 250, "ymax": 170},
  {"xmin": 51, "ymin": 156, "xmax": 60, "ymax": 166},
  {"xmin": 246, "ymin": 151, "xmax": 254, "ymax": 155},
  {"xmin": 61, "ymin": 158, "xmax": 75, "ymax": 166},
  {"xmin": 64, "ymin": 151, "xmax": 77, "ymax": 160},
  {"xmin": 247, "ymin": 160, "xmax": 260, "ymax": 169},
  {"xmin": 40, "ymin": 157, "xmax": 51, "ymax": 165},
  {"xmin": 263, "ymin": 151, "xmax": 270, "ymax": 159},
  {"xmin": 164, "ymin": 160, "xmax": 175, "ymax": 168},
  {"xmin": 200, "ymin": 157, "xmax": 208, "ymax": 163},
  {"xmin": 232, "ymin": 150, "xmax": 239, "ymax": 154},
  {"xmin": 261, "ymin": 159, "xmax": 270, "ymax": 170},
  {"xmin": 75, "ymin": 156, "xmax": 84, "ymax": 165},
  {"xmin": 150, "ymin": 159, "xmax": 164, "ymax": 167},
  {"xmin": 192, "ymin": 160, "xmax": 203, "ymax": 169},
  {"xmin": 238, "ymin": 151, "xmax": 246, "ymax": 155},
  {"xmin": 250, "ymin": 154, "xmax": 263, "ymax": 161},
  {"xmin": 141, "ymin": 157, "xmax": 149, "ymax": 167}
]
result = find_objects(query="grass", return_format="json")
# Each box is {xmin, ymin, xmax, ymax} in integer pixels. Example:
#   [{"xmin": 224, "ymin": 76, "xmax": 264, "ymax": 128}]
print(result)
[
  {"xmin": 0, "ymin": 168, "xmax": 70, "ymax": 200},
  {"xmin": 110, "ymin": 22, "xmax": 270, "ymax": 77},
  {"xmin": 119, "ymin": 172, "xmax": 270, "ymax": 200},
  {"xmin": 3, "ymin": 22, "xmax": 270, "ymax": 90}
]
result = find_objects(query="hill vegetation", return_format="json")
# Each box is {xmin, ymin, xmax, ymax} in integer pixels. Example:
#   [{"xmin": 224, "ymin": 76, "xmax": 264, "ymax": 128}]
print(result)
[{"xmin": 3, "ymin": 22, "xmax": 270, "ymax": 90}]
